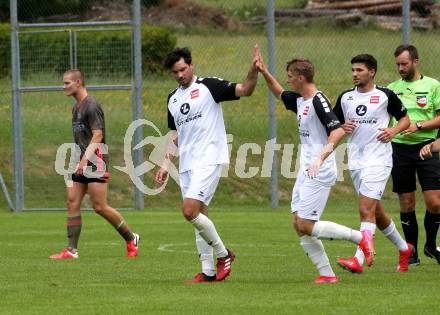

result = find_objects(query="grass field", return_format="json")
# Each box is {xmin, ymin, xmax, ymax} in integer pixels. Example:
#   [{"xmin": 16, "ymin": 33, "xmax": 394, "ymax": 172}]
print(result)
[{"xmin": 1, "ymin": 203, "xmax": 439, "ymax": 315}]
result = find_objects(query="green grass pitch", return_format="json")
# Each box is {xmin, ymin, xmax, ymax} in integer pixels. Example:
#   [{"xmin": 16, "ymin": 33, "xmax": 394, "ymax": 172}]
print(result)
[{"xmin": 1, "ymin": 204, "xmax": 439, "ymax": 315}]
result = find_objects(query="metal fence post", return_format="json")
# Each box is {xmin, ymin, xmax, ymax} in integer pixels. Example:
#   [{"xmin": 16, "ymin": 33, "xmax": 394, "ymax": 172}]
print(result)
[
  {"xmin": 10, "ymin": 0, "xmax": 23, "ymax": 211},
  {"xmin": 402, "ymin": 0, "xmax": 411, "ymax": 44},
  {"xmin": 267, "ymin": 0, "xmax": 278, "ymax": 208},
  {"xmin": 132, "ymin": 0, "xmax": 144, "ymax": 209}
]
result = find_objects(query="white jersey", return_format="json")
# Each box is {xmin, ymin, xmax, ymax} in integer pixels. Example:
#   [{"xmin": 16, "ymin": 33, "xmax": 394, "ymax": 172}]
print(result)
[
  {"xmin": 281, "ymin": 91, "xmax": 341, "ymax": 185},
  {"xmin": 334, "ymin": 86, "xmax": 406, "ymax": 170},
  {"xmin": 167, "ymin": 76, "xmax": 239, "ymax": 173}
]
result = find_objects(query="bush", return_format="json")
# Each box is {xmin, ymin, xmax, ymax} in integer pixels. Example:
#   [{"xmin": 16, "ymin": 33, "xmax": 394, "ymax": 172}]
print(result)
[
  {"xmin": 0, "ymin": 0, "xmax": 91, "ymax": 21},
  {"xmin": 0, "ymin": 0, "xmax": 163, "ymax": 22},
  {"xmin": 0, "ymin": 23, "xmax": 10, "ymax": 76},
  {"xmin": 142, "ymin": 0, "xmax": 162, "ymax": 7},
  {"xmin": 141, "ymin": 25, "xmax": 176, "ymax": 74},
  {"xmin": 0, "ymin": 24, "xmax": 176, "ymax": 78}
]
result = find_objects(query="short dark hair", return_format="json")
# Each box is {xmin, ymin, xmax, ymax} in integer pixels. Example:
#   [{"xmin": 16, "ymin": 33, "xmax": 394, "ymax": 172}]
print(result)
[
  {"xmin": 64, "ymin": 69, "xmax": 85, "ymax": 86},
  {"xmin": 351, "ymin": 54, "xmax": 377, "ymax": 72},
  {"xmin": 394, "ymin": 44, "xmax": 419, "ymax": 60},
  {"xmin": 164, "ymin": 47, "xmax": 192, "ymax": 69},
  {"xmin": 286, "ymin": 58, "xmax": 314, "ymax": 83}
]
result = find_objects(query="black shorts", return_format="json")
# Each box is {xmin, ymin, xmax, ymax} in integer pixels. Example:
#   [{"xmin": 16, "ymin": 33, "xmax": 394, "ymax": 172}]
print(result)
[
  {"xmin": 391, "ymin": 140, "xmax": 440, "ymax": 193},
  {"xmin": 70, "ymin": 172, "xmax": 109, "ymax": 184}
]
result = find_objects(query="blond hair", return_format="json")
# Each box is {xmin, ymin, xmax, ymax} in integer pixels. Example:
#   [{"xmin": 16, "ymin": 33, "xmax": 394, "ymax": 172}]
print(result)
[{"xmin": 286, "ymin": 59, "xmax": 314, "ymax": 83}]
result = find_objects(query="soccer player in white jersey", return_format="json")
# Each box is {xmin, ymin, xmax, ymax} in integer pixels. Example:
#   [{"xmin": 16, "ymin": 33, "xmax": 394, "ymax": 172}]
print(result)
[
  {"xmin": 255, "ymin": 52, "xmax": 374, "ymax": 284},
  {"xmin": 333, "ymin": 54, "xmax": 413, "ymax": 273},
  {"xmin": 155, "ymin": 46, "xmax": 259, "ymax": 283}
]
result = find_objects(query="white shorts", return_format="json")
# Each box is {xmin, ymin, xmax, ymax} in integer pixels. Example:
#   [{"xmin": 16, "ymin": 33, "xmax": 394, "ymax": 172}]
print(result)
[
  {"xmin": 291, "ymin": 172, "xmax": 332, "ymax": 221},
  {"xmin": 350, "ymin": 166, "xmax": 391, "ymax": 200},
  {"xmin": 179, "ymin": 165, "xmax": 222, "ymax": 206}
]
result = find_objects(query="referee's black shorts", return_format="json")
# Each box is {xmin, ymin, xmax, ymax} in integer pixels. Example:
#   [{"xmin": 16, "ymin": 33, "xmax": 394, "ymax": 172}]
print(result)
[{"xmin": 392, "ymin": 140, "xmax": 440, "ymax": 193}]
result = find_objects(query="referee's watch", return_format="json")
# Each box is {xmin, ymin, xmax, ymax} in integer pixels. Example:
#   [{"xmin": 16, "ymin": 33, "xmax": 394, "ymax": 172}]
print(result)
[{"xmin": 416, "ymin": 122, "xmax": 423, "ymax": 130}]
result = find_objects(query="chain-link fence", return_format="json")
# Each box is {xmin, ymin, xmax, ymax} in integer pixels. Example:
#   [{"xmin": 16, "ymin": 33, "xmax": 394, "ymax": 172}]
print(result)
[
  {"xmin": 1, "ymin": 0, "xmax": 439, "ymax": 211},
  {"xmin": 1, "ymin": 0, "xmax": 144, "ymax": 211}
]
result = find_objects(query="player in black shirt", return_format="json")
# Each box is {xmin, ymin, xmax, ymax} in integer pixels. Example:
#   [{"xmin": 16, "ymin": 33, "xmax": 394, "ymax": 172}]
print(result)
[{"xmin": 49, "ymin": 69, "xmax": 139, "ymax": 259}]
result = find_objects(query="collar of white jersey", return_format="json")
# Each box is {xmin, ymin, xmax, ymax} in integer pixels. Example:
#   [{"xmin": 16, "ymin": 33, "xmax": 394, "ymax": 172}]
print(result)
[
  {"xmin": 354, "ymin": 84, "xmax": 376, "ymax": 95},
  {"xmin": 179, "ymin": 76, "xmax": 197, "ymax": 90}
]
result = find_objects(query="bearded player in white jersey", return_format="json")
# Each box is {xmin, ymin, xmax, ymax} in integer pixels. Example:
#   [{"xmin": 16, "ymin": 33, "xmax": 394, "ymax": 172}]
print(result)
[
  {"xmin": 333, "ymin": 54, "xmax": 413, "ymax": 274},
  {"xmin": 255, "ymin": 52, "xmax": 374, "ymax": 284},
  {"xmin": 155, "ymin": 46, "xmax": 259, "ymax": 283}
]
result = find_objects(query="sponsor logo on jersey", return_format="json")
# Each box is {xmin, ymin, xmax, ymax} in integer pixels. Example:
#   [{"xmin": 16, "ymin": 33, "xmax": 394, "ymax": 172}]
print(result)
[
  {"xmin": 303, "ymin": 105, "xmax": 310, "ymax": 116},
  {"xmin": 299, "ymin": 130, "xmax": 310, "ymax": 138},
  {"xmin": 176, "ymin": 111, "xmax": 203, "ymax": 126},
  {"xmin": 353, "ymin": 117, "xmax": 378, "ymax": 124},
  {"xmin": 347, "ymin": 96, "xmax": 354, "ymax": 101},
  {"xmin": 370, "ymin": 96, "xmax": 380, "ymax": 104},
  {"xmin": 191, "ymin": 89, "xmax": 200, "ymax": 99},
  {"xmin": 327, "ymin": 120, "xmax": 339, "ymax": 128},
  {"xmin": 416, "ymin": 95, "xmax": 427, "ymax": 108},
  {"xmin": 72, "ymin": 121, "xmax": 86, "ymax": 132},
  {"xmin": 355, "ymin": 104, "xmax": 367, "ymax": 116},
  {"xmin": 180, "ymin": 103, "xmax": 190, "ymax": 115},
  {"xmin": 173, "ymin": 98, "xmax": 177, "ymax": 103}
]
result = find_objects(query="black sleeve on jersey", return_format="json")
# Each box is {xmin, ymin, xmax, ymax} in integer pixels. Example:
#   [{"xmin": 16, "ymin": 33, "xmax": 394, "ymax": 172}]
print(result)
[
  {"xmin": 167, "ymin": 109, "xmax": 176, "ymax": 130},
  {"xmin": 280, "ymin": 91, "xmax": 301, "ymax": 113},
  {"xmin": 200, "ymin": 77, "xmax": 240, "ymax": 103},
  {"xmin": 167, "ymin": 90, "xmax": 177, "ymax": 130},
  {"xmin": 87, "ymin": 102, "xmax": 105, "ymax": 130},
  {"xmin": 379, "ymin": 87, "xmax": 407, "ymax": 120},
  {"xmin": 312, "ymin": 93, "xmax": 341, "ymax": 135},
  {"xmin": 333, "ymin": 93, "xmax": 345, "ymax": 124}
]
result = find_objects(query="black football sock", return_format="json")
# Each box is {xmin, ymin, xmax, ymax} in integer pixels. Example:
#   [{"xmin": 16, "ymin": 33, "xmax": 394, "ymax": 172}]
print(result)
[
  {"xmin": 424, "ymin": 210, "xmax": 440, "ymax": 249},
  {"xmin": 400, "ymin": 211, "xmax": 418, "ymax": 254}
]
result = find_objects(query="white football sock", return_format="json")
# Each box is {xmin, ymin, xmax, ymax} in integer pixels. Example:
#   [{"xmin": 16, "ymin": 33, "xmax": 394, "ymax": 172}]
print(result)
[
  {"xmin": 312, "ymin": 221, "xmax": 362, "ymax": 244},
  {"xmin": 190, "ymin": 213, "xmax": 228, "ymax": 258},
  {"xmin": 195, "ymin": 229, "xmax": 215, "ymax": 277},
  {"xmin": 300, "ymin": 235, "xmax": 335, "ymax": 277},
  {"xmin": 381, "ymin": 221, "xmax": 408, "ymax": 251},
  {"xmin": 354, "ymin": 222, "xmax": 376, "ymax": 265}
]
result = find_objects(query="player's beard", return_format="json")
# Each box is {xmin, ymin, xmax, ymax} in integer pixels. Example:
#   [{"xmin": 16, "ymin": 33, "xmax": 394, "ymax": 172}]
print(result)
[
  {"xmin": 401, "ymin": 67, "xmax": 416, "ymax": 81},
  {"xmin": 179, "ymin": 75, "xmax": 193, "ymax": 88},
  {"xmin": 354, "ymin": 79, "xmax": 366, "ymax": 89}
]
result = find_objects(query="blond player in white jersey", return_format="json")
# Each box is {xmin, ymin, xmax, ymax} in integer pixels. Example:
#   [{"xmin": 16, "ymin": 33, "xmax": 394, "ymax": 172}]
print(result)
[{"xmin": 256, "ymin": 52, "xmax": 374, "ymax": 284}]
